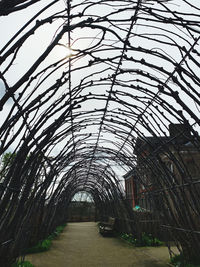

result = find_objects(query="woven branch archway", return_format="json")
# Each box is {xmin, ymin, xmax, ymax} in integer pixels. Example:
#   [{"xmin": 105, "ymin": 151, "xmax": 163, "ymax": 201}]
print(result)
[{"xmin": 0, "ymin": 0, "xmax": 200, "ymax": 265}]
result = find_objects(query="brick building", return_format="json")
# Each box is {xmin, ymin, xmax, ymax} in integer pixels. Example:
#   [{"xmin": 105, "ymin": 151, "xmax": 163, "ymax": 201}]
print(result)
[
  {"xmin": 124, "ymin": 124, "xmax": 200, "ymax": 211},
  {"xmin": 123, "ymin": 169, "xmax": 137, "ymax": 208}
]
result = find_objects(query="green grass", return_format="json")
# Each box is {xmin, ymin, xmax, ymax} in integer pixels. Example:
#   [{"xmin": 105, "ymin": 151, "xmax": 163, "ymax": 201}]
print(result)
[
  {"xmin": 11, "ymin": 260, "xmax": 35, "ymax": 267},
  {"xmin": 121, "ymin": 232, "xmax": 164, "ymax": 247},
  {"xmin": 26, "ymin": 223, "xmax": 67, "ymax": 254}
]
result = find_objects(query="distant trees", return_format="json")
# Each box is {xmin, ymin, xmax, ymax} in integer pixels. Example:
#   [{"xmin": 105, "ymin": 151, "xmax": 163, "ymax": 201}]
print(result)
[{"xmin": 0, "ymin": 152, "xmax": 16, "ymax": 182}]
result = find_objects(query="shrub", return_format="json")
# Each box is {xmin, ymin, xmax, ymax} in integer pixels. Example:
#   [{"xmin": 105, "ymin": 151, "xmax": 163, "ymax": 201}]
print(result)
[
  {"xmin": 26, "ymin": 238, "xmax": 52, "ymax": 254},
  {"xmin": 11, "ymin": 260, "xmax": 34, "ymax": 267},
  {"xmin": 170, "ymin": 254, "xmax": 200, "ymax": 267},
  {"xmin": 26, "ymin": 223, "xmax": 66, "ymax": 254},
  {"xmin": 121, "ymin": 232, "xmax": 164, "ymax": 247},
  {"xmin": 49, "ymin": 223, "xmax": 67, "ymax": 240}
]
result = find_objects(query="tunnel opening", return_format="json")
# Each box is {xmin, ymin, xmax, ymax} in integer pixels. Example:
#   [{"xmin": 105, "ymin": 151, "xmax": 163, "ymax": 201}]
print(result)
[{"xmin": 67, "ymin": 191, "xmax": 96, "ymax": 222}]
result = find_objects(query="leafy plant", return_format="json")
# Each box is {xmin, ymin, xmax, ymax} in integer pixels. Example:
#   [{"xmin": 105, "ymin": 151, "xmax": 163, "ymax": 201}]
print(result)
[
  {"xmin": 48, "ymin": 223, "xmax": 67, "ymax": 240},
  {"xmin": 170, "ymin": 254, "xmax": 200, "ymax": 267},
  {"xmin": 0, "ymin": 152, "xmax": 16, "ymax": 181},
  {"xmin": 26, "ymin": 223, "xmax": 66, "ymax": 254},
  {"xmin": 11, "ymin": 260, "xmax": 34, "ymax": 267},
  {"xmin": 121, "ymin": 232, "xmax": 163, "ymax": 247},
  {"xmin": 26, "ymin": 238, "xmax": 52, "ymax": 254}
]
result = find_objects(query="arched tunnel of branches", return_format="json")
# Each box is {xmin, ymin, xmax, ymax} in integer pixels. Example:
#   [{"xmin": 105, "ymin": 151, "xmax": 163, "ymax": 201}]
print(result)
[{"xmin": 0, "ymin": 0, "xmax": 200, "ymax": 265}]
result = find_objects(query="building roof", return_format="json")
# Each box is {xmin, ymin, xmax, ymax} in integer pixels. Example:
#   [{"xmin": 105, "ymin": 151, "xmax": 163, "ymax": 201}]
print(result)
[
  {"xmin": 134, "ymin": 136, "xmax": 169, "ymax": 155},
  {"xmin": 123, "ymin": 168, "xmax": 136, "ymax": 180},
  {"xmin": 134, "ymin": 123, "xmax": 196, "ymax": 155}
]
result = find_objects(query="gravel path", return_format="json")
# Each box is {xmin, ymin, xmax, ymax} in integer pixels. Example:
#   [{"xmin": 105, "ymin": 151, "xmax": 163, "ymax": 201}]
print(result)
[{"xmin": 26, "ymin": 222, "xmax": 172, "ymax": 267}]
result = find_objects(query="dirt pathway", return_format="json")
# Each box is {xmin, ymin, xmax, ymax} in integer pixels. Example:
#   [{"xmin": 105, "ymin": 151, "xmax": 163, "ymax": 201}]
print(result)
[{"xmin": 26, "ymin": 222, "xmax": 173, "ymax": 267}]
